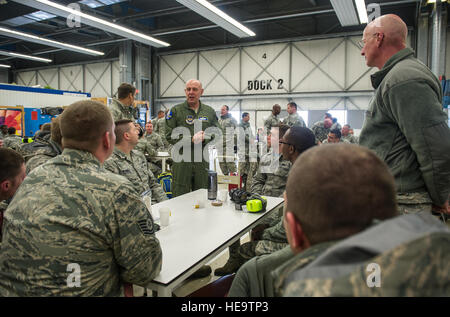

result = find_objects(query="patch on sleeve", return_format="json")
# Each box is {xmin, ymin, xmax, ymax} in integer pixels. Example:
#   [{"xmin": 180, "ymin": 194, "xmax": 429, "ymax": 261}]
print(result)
[
  {"xmin": 166, "ymin": 110, "xmax": 172, "ymax": 120},
  {"xmin": 138, "ymin": 217, "xmax": 155, "ymax": 236}
]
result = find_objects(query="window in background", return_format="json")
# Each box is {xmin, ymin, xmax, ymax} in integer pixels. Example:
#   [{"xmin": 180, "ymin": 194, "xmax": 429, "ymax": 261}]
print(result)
[
  {"xmin": 298, "ymin": 111, "xmax": 309, "ymax": 127},
  {"xmin": 229, "ymin": 111, "xmax": 240, "ymax": 123},
  {"xmin": 328, "ymin": 110, "xmax": 347, "ymax": 127}
]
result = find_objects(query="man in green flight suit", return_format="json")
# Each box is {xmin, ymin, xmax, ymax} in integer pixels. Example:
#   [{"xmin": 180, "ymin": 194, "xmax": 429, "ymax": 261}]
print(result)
[
  {"xmin": 165, "ymin": 79, "xmax": 221, "ymax": 278},
  {"xmin": 165, "ymin": 79, "xmax": 221, "ymax": 197}
]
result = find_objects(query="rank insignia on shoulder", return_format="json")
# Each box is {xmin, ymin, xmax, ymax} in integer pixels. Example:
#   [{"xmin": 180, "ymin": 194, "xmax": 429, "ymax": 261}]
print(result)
[
  {"xmin": 138, "ymin": 218, "xmax": 155, "ymax": 236},
  {"xmin": 186, "ymin": 115, "xmax": 194, "ymax": 124}
]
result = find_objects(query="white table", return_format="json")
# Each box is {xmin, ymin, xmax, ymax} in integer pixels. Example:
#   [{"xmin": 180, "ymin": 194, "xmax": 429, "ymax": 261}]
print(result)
[
  {"xmin": 145, "ymin": 188, "xmax": 284, "ymax": 297},
  {"xmin": 156, "ymin": 151, "xmax": 171, "ymax": 172}
]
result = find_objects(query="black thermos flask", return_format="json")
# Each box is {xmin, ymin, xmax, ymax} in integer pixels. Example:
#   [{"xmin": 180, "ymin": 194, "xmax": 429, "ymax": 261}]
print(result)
[{"xmin": 208, "ymin": 170, "xmax": 218, "ymax": 200}]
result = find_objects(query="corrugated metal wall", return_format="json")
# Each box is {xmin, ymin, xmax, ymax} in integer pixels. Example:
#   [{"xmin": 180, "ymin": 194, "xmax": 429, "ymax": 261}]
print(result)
[
  {"xmin": 15, "ymin": 60, "xmax": 120, "ymax": 98},
  {"xmin": 157, "ymin": 35, "xmax": 377, "ymax": 130}
]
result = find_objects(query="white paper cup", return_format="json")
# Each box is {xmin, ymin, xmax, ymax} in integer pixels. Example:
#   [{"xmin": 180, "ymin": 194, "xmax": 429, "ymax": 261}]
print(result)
[
  {"xmin": 194, "ymin": 194, "xmax": 206, "ymax": 209},
  {"xmin": 160, "ymin": 207, "xmax": 171, "ymax": 226}
]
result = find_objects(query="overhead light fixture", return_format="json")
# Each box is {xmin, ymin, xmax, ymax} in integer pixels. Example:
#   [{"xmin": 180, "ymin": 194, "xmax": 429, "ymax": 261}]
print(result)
[
  {"xmin": 175, "ymin": 0, "xmax": 255, "ymax": 38},
  {"xmin": 427, "ymin": 0, "xmax": 448, "ymax": 3},
  {"xmin": 14, "ymin": 0, "xmax": 170, "ymax": 48},
  {"xmin": 355, "ymin": 0, "xmax": 368, "ymax": 24},
  {"xmin": 0, "ymin": 26, "xmax": 104, "ymax": 56},
  {"xmin": 0, "ymin": 50, "xmax": 52, "ymax": 63},
  {"xmin": 0, "ymin": 64, "xmax": 12, "ymax": 68},
  {"xmin": 330, "ymin": 0, "xmax": 360, "ymax": 26}
]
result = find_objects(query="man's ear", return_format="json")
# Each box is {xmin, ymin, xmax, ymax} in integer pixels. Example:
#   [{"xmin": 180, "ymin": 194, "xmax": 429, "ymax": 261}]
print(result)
[
  {"xmin": 289, "ymin": 144, "xmax": 295, "ymax": 156},
  {"xmin": 103, "ymin": 131, "xmax": 112, "ymax": 150},
  {"xmin": 123, "ymin": 131, "xmax": 130, "ymax": 142},
  {"xmin": 377, "ymin": 32, "xmax": 384, "ymax": 48},
  {"xmin": 0, "ymin": 180, "xmax": 10, "ymax": 192},
  {"xmin": 285, "ymin": 211, "xmax": 310, "ymax": 254}
]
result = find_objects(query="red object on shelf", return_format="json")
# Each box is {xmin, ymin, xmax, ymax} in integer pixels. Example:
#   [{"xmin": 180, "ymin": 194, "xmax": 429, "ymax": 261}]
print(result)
[{"xmin": 228, "ymin": 172, "xmax": 242, "ymax": 191}]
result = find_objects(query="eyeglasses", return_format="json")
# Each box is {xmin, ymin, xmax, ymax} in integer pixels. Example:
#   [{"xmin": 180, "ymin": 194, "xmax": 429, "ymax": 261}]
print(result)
[
  {"xmin": 279, "ymin": 140, "xmax": 293, "ymax": 146},
  {"xmin": 357, "ymin": 33, "xmax": 379, "ymax": 49}
]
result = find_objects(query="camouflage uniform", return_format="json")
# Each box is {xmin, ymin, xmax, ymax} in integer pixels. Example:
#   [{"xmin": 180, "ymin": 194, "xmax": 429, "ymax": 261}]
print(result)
[
  {"xmin": 238, "ymin": 215, "xmax": 290, "ymax": 263},
  {"xmin": 228, "ymin": 241, "xmax": 335, "ymax": 297},
  {"xmin": 3, "ymin": 135, "xmax": 23, "ymax": 152},
  {"xmin": 277, "ymin": 213, "xmax": 450, "ymax": 296},
  {"xmin": 33, "ymin": 130, "xmax": 51, "ymax": 141},
  {"xmin": 154, "ymin": 117, "xmax": 170, "ymax": 148},
  {"xmin": 342, "ymin": 134, "xmax": 358, "ymax": 144},
  {"xmin": 321, "ymin": 138, "xmax": 350, "ymax": 144},
  {"xmin": 135, "ymin": 132, "xmax": 166, "ymax": 176},
  {"xmin": 272, "ymin": 241, "xmax": 336, "ymax": 296},
  {"xmin": 331, "ymin": 122, "xmax": 342, "ymax": 131},
  {"xmin": 311, "ymin": 121, "xmax": 330, "ymax": 144},
  {"xmin": 0, "ymin": 148, "xmax": 162, "ymax": 296},
  {"xmin": 228, "ymin": 246, "xmax": 294, "ymax": 297},
  {"xmin": 145, "ymin": 132, "xmax": 165, "ymax": 151},
  {"xmin": 218, "ymin": 113, "xmax": 237, "ymax": 175},
  {"xmin": 282, "ymin": 113, "xmax": 306, "ymax": 128},
  {"xmin": 0, "ymin": 199, "xmax": 9, "ymax": 243},
  {"xmin": 109, "ymin": 98, "xmax": 137, "ymax": 122},
  {"xmin": 20, "ymin": 133, "xmax": 53, "ymax": 161},
  {"xmin": 396, "ymin": 192, "xmax": 432, "ymax": 215},
  {"xmin": 238, "ymin": 120, "xmax": 258, "ymax": 191},
  {"xmin": 250, "ymin": 151, "xmax": 292, "ymax": 197},
  {"xmin": 104, "ymin": 148, "xmax": 168, "ymax": 203},
  {"xmin": 222, "ymin": 153, "xmax": 291, "ymax": 275},
  {"xmin": 25, "ymin": 139, "xmax": 62, "ymax": 173},
  {"xmin": 264, "ymin": 113, "xmax": 280, "ymax": 135}
]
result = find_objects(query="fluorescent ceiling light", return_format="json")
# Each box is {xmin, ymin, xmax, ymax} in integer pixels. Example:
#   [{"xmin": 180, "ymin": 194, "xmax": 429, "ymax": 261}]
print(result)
[
  {"xmin": 79, "ymin": 0, "xmax": 103, "ymax": 8},
  {"xmin": 0, "ymin": 50, "xmax": 52, "ymax": 62},
  {"xmin": 0, "ymin": 26, "xmax": 104, "ymax": 56},
  {"xmin": 25, "ymin": 10, "xmax": 57, "ymax": 22},
  {"xmin": 79, "ymin": 0, "xmax": 126, "ymax": 9},
  {"xmin": 355, "ymin": 0, "xmax": 368, "ymax": 24},
  {"xmin": 176, "ymin": 0, "xmax": 255, "ymax": 38},
  {"xmin": 0, "ymin": 64, "xmax": 12, "ymax": 68},
  {"xmin": 330, "ymin": 0, "xmax": 359, "ymax": 26},
  {"xmin": 14, "ymin": 0, "xmax": 170, "ymax": 48},
  {"xmin": 427, "ymin": 0, "xmax": 448, "ymax": 3}
]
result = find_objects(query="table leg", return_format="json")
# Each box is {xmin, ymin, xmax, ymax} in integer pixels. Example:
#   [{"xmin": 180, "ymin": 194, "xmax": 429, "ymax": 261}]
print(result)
[{"xmin": 155, "ymin": 286, "xmax": 172, "ymax": 297}]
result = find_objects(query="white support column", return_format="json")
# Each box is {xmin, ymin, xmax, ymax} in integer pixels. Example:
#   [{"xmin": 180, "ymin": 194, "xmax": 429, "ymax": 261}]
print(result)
[
  {"xmin": 430, "ymin": 0, "xmax": 447, "ymax": 78},
  {"xmin": 119, "ymin": 40, "xmax": 133, "ymax": 85},
  {"xmin": 416, "ymin": 13, "xmax": 429, "ymax": 66}
]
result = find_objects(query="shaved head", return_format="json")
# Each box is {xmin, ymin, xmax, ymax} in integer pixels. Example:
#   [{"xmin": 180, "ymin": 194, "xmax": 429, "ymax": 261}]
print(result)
[
  {"xmin": 368, "ymin": 14, "xmax": 407, "ymax": 47},
  {"xmin": 286, "ymin": 144, "xmax": 398, "ymax": 245},
  {"xmin": 186, "ymin": 79, "xmax": 203, "ymax": 89},
  {"xmin": 361, "ymin": 14, "xmax": 408, "ymax": 69},
  {"xmin": 185, "ymin": 79, "xmax": 204, "ymax": 108}
]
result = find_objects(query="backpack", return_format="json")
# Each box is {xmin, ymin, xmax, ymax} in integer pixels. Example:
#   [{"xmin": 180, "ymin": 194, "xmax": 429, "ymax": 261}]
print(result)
[{"xmin": 157, "ymin": 172, "xmax": 173, "ymax": 199}]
